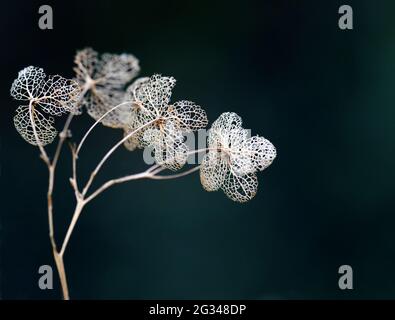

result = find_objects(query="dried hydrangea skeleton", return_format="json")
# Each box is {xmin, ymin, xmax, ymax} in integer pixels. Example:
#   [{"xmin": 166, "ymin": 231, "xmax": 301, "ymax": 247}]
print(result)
[
  {"xmin": 11, "ymin": 48, "xmax": 276, "ymax": 300},
  {"xmin": 74, "ymin": 47, "xmax": 139, "ymax": 136},
  {"xmin": 11, "ymin": 66, "xmax": 80, "ymax": 145},
  {"xmin": 125, "ymin": 74, "xmax": 209, "ymax": 170},
  {"xmin": 200, "ymin": 112, "xmax": 276, "ymax": 202}
]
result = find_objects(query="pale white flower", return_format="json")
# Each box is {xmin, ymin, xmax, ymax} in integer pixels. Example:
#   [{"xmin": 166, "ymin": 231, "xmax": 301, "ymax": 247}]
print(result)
[
  {"xmin": 73, "ymin": 48, "xmax": 140, "ymax": 128},
  {"xmin": 125, "ymin": 74, "xmax": 208, "ymax": 170},
  {"xmin": 11, "ymin": 66, "xmax": 81, "ymax": 146},
  {"xmin": 200, "ymin": 112, "xmax": 276, "ymax": 202}
]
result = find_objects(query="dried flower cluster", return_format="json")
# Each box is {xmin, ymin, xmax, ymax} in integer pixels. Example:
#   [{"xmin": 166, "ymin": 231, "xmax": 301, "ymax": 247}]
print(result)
[
  {"xmin": 11, "ymin": 48, "xmax": 276, "ymax": 202},
  {"xmin": 10, "ymin": 47, "xmax": 276, "ymax": 299}
]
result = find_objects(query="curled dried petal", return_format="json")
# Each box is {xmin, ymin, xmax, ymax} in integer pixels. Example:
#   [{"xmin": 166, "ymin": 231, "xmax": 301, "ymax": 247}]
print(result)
[{"xmin": 13, "ymin": 105, "xmax": 57, "ymax": 146}]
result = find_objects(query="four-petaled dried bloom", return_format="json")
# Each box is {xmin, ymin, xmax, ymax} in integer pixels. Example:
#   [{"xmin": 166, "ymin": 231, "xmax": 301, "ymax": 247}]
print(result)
[
  {"xmin": 11, "ymin": 66, "xmax": 81, "ymax": 146},
  {"xmin": 73, "ymin": 47, "xmax": 140, "ymax": 129},
  {"xmin": 126, "ymin": 74, "xmax": 208, "ymax": 170},
  {"xmin": 200, "ymin": 112, "xmax": 276, "ymax": 202}
]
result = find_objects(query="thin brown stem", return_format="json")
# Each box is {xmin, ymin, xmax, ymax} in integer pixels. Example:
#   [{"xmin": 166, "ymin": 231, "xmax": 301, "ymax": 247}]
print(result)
[
  {"xmin": 52, "ymin": 113, "xmax": 71, "ymax": 165},
  {"xmin": 28, "ymin": 102, "xmax": 50, "ymax": 165},
  {"xmin": 85, "ymin": 164, "xmax": 200, "ymax": 204},
  {"xmin": 52, "ymin": 84, "xmax": 89, "ymax": 168},
  {"xmin": 68, "ymin": 142, "xmax": 80, "ymax": 197},
  {"xmin": 84, "ymin": 169, "xmax": 155, "ymax": 204},
  {"xmin": 59, "ymin": 199, "xmax": 85, "ymax": 257},
  {"xmin": 81, "ymin": 119, "xmax": 156, "ymax": 197},
  {"xmin": 29, "ymin": 86, "xmax": 88, "ymax": 300},
  {"xmin": 28, "ymin": 102, "xmax": 69, "ymax": 299},
  {"xmin": 76, "ymin": 101, "xmax": 132, "ymax": 155},
  {"xmin": 149, "ymin": 165, "xmax": 201, "ymax": 180}
]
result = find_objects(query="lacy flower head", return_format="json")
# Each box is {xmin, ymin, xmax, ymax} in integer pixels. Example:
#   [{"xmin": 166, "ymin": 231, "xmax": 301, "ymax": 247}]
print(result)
[
  {"xmin": 73, "ymin": 47, "xmax": 140, "ymax": 128},
  {"xmin": 11, "ymin": 66, "xmax": 81, "ymax": 146},
  {"xmin": 125, "ymin": 74, "xmax": 208, "ymax": 170},
  {"xmin": 200, "ymin": 112, "xmax": 276, "ymax": 202}
]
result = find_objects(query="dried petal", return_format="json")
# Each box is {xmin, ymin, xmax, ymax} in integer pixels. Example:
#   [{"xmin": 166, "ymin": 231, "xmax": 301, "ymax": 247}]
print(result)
[
  {"xmin": 84, "ymin": 88, "xmax": 129, "ymax": 128},
  {"xmin": 96, "ymin": 53, "xmax": 140, "ymax": 89},
  {"xmin": 145, "ymin": 121, "xmax": 188, "ymax": 171},
  {"xmin": 11, "ymin": 66, "xmax": 81, "ymax": 116},
  {"xmin": 200, "ymin": 152, "xmax": 227, "ymax": 191},
  {"xmin": 168, "ymin": 100, "xmax": 208, "ymax": 131},
  {"xmin": 222, "ymin": 171, "xmax": 258, "ymax": 203},
  {"xmin": 235, "ymin": 136, "xmax": 277, "ymax": 174},
  {"xmin": 74, "ymin": 48, "xmax": 99, "ymax": 84},
  {"xmin": 13, "ymin": 105, "xmax": 57, "ymax": 146},
  {"xmin": 208, "ymin": 112, "xmax": 245, "ymax": 147},
  {"xmin": 36, "ymin": 75, "xmax": 81, "ymax": 116},
  {"xmin": 10, "ymin": 66, "xmax": 46, "ymax": 100},
  {"xmin": 130, "ymin": 74, "xmax": 176, "ymax": 112},
  {"xmin": 211, "ymin": 112, "xmax": 243, "ymax": 132}
]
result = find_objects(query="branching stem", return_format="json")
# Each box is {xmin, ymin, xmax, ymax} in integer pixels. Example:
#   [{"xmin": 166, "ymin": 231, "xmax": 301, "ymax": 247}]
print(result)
[
  {"xmin": 81, "ymin": 119, "xmax": 156, "ymax": 197},
  {"xmin": 31, "ymin": 89, "xmax": 203, "ymax": 300},
  {"xmin": 76, "ymin": 101, "xmax": 132, "ymax": 155}
]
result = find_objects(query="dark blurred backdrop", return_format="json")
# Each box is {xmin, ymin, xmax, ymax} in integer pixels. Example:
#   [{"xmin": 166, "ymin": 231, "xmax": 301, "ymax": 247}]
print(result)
[{"xmin": 1, "ymin": 0, "xmax": 395, "ymax": 299}]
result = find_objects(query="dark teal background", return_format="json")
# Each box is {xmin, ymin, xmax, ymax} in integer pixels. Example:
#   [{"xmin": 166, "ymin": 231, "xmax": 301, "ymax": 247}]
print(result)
[{"xmin": 1, "ymin": 0, "xmax": 395, "ymax": 299}]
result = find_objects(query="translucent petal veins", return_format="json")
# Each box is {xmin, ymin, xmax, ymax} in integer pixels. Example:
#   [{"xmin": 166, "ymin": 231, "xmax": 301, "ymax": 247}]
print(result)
[
  {"xmin": 211, "ymin": 112, "xmax": 243, "ymax": 132},
  {"xmin": 129, "ymin": 74, "xmax": 176, "ymax": 112},
  {"xmin": 11, "ymin": 66, "xmax": 81, "ymax": 145},
  {"xmin": 11, "ymin": 66, "xmax": 46, "ymax": 100},
  {"xmin": 74, "ymin": 48, "xmax": 99, "ymax": 84},
  {"xmin": 13, "ymin": 106, "xmax": 57, "ymax": 146},
  {"xmin": 85, "ymin": 88, "xmax": 129, "ymax": 128},
  {"xmin": 97, "ymin": 53, "xmax": 140, "ymax": 89},
  {"xmin": 237, "ymin": 136, "xmax": 277, "ymax": 173},
  {"xmin": 222, "ymin": 171, "xmax": 258, "ymax": 203},
  {"xmin": 200, "ymin": 112, "xmax": 276, "ymax": 202},
  {"xmin": 127, "ymin": 77, "xmax": 150, "ymax": 101},
  {"xmin": 11, "ymin": 67, "xmax": 81, "ymax": 115},
  {"xmin": 73, "ymin": 48, "xmax": 140, "ymax": 130},
  {"xmin": 36, "ymin": 75, "xmax": 81, "ymax": 116},
  {"xmin": 169, "ymin": 100, "xmax": 208, "ymax": 131},
  {"xmin": 126, "ymin": 74, "xmax": 208, "ymax": 166},
  {"xmin": 148, "ymin": 121, "xmax": 188, "ymax": 171},
  {"xmin": 200, "ymin": 152, "xmax": 227, "ymax": 191}
]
